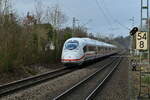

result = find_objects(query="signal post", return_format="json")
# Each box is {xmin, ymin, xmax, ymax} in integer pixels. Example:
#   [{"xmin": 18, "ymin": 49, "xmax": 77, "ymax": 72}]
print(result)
[{"xmin": 137, "ymin": 0, "xmax": 150, "ymax": 98}]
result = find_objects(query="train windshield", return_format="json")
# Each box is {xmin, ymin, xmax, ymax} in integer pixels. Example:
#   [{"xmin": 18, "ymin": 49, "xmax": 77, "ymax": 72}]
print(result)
[{"xmin": 65, "ymin": 40, "xmax": 79, "ymax": 50}]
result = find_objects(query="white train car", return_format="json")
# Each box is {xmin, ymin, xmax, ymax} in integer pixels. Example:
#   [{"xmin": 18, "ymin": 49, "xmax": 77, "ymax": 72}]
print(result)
[{"xmin": 61, "ymin": 37, "xmax": 117, "ymax": 66}]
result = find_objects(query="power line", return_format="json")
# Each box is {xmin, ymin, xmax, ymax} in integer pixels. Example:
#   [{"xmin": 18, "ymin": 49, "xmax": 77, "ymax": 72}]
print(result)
[
  {"xmin": 72, "ymin": 17, "xmax": 79, "ymax": 37},
  {"xmin": 94, "ymin": 0, "xmax": 113, "ymax": 31},
  {"xmin": 98, "ymin": 0, "xmax": 131, "ymax": 30}
]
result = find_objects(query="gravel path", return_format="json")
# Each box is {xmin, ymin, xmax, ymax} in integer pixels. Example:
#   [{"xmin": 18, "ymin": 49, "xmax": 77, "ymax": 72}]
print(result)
[
  {"xmin": 1, "ymin": 57, "xmax": 113, "ymax": 100},
  {"xmin": 94, "ymin": 58, "xmax": 129, "ymax": 100}
]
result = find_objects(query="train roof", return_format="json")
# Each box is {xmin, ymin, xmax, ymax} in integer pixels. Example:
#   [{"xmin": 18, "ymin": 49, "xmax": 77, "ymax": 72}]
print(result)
[{"xmin": 66, "ymin": 37, "xmax": 117, "ymax": 48}]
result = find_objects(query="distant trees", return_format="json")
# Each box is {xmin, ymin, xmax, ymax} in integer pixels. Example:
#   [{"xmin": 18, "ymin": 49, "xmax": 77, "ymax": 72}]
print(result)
[
  {"xmin": 34, "ymin": 0, "xmax": 44, "ymax": 24},
  {"xmin": 45, "ymin": 4, "xmax": 68, "ymax": 29},
  {"xmin": 73, "ymin": 25, "xmax": 88, "ymax": 37},
  {"xmin": 0, "ymin": 0, "xmax": 128, "ymax": 73},
  {"xmin": 0, "ymin": 0, "xmax": 22, "ymax": 72},
  {"xmin": 0, "ymin": 1, "xmax": 72, "ymax": 72},
  {"xmin": 0, "ymin": 0, "xmax": 11, "ymax": 14}
]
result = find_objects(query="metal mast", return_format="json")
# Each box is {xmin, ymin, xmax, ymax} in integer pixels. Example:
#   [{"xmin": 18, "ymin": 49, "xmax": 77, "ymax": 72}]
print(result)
[
  {"xmin": 72, "ymin": 17, "xmax": 79, "ymax": 37},
  {"xmin": 138, "ymin": 0, "xmax": 150, "ymax": 98}
]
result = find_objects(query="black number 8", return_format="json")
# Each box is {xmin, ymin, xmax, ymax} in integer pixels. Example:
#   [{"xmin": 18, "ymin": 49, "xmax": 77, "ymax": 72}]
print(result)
[{"xmin": 139, "ymin": 41, "xmax": 144, "ymax": 48}]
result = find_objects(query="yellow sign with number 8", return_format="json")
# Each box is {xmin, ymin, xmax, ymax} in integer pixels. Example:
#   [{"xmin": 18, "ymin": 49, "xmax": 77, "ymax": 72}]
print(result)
[{"xmin": 136, "ymin": 32, "xmax": 148, "ymax": 50}]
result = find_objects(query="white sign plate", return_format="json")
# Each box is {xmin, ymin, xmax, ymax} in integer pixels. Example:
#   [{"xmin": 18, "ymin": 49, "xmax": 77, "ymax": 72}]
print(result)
[{"xmin": 136, "ymin": 32, "xmax": 148, "ymax": 50}]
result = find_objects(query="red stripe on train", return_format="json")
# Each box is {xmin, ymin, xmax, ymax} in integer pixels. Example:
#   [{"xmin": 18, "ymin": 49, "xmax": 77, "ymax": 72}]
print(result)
[
  {"xmin": 62, "ymin": 53, "xmax": 97, "ymax": 62},
  {"xmin": 62, "ymin": 55, "xmax": 85, "ymax": 61}
]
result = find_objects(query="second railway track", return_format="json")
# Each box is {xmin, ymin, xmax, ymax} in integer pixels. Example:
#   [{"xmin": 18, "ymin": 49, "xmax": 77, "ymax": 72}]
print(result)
[
  {"xmin": 53, "ymin": 57, "xmax": 122, "ymax": 100},
  {"xmin": 0, "ymin": 55, "xmax": 115, "ymax": 97},
  {"xmin": 0, "ymin": 54, "xmax": 121, "ymax": 99},
  {"xmin": 0, "ymin": 67, "xmax": 74, "ymax": 97}
]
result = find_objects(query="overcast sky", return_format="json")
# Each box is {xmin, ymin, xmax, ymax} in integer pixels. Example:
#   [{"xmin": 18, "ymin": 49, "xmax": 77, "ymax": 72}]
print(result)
[{"xmin": 13, "ymin": 0, "xmax": 141, "ymax": 37}]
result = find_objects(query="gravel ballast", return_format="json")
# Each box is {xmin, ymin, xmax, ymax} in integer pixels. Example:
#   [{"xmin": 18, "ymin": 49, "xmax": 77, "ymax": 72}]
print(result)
[
  {"xmin": 1, "ymin": 57, "xmax": 113, "ymax": 100},
  {"xmin": 94, "ymin": 58, "xmax": 129, "ymax": 100}
]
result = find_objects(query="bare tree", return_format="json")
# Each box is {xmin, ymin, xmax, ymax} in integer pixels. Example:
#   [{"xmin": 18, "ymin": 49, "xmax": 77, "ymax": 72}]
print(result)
[
  {"xmin": 0, "ymin": 0, "xmax": 13, "ymax": 25},
  {"xmin": 0, "ymin": 0, "xmax": 12, "ymax": 14},
  {"xmin": 45, "ymin": 4, "xmax": 67, "ymax": 29},
  {"xmin": 0, "ymin": 0, "xmax": 2, "ymax": 14},
  {"xmin": 34, "ymin": 0, "xmax": 44, "ymax": 24}
]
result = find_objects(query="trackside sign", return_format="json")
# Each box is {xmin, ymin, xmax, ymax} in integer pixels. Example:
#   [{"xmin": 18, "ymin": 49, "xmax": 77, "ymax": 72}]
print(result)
[{"xmin": 136, "ymin": 32, "xmax": 148, "ymax": 50}]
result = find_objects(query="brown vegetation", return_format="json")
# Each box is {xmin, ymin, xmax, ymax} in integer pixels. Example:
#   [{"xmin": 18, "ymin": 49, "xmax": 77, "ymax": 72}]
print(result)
[
  {"xmin": 0, "ymin": 0, "xmax": 128, "ymax": 73},
  {"xmin": 0, "ymin": 0, "xmax": 89, "ymax": 73}
]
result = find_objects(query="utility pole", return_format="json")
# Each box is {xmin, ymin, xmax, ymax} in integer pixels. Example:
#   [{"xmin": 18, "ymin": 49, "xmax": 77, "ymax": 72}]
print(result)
[
  {"xmin": 138, "ymin": 0, "xmax": 150, "ymax": 99},
  {"xmin": 72, "ymin": 17, "xmax": 79, "ymax": 37}
]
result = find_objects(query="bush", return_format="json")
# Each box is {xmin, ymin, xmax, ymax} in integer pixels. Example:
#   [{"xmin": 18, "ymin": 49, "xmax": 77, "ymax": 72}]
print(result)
[{"xmin": 142, "ymin": 75, "xmax": 150, "ymax": 85}]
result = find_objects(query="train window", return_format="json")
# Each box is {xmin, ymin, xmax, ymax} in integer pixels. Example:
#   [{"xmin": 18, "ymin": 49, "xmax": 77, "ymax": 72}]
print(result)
[
  {"xmin": 105, "ymin": 47, "xmax": 108, "ymax": 51},
  {"xmin": 65, "ymin": 40, "xmax": 79, "ymax": 50},
  {"xmin": 83, "ymin": 46, "xmax": 87, "ymax": 52},
  {"xmin": 102, "ymin": 47, "xmax": 105, "ymax": 51},
  {"xmin": 98, "ymin": 47, "xmax": 101, "ymax": 51},
  {"xmin": 88, "ymin": 45, "xmax": 96, "ymax": 51}
]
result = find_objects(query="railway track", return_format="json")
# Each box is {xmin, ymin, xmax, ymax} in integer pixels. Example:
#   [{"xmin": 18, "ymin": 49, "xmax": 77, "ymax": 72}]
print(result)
[
  {"xmin": 0, "ymin": 67, "xmax": 74, "ymax": 97},
  {"xmin": 53, "ymin": 57, "xmax": 122, "ymax": 100},
  {"xmin": 0, "ymin": 54, "xmax": 116, "ymax": 97},
  {"xmin": 0, "ymin": 54, "xmax": 120, "ymax": 98}
]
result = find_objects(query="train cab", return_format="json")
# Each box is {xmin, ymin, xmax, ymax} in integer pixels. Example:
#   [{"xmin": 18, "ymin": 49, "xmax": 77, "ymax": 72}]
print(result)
[{"xmin": 61, "ymin": 39, "xmax": 84, "ymax": 65}]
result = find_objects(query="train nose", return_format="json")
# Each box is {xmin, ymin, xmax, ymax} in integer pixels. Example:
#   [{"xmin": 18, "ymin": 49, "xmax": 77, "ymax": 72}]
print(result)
[
  {"xmin": 62, "ymin": 53, "xmax": 78, "ymax": 60},
  {"xmin": 61, "ymin": 51, "xmax": 84, "ymax": 62}
]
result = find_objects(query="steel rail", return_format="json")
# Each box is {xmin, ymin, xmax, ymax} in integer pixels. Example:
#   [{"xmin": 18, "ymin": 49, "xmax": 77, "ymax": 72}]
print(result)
[
  {"xmin": 86, "ymin": 58, "xmax": 122, "ymax": 100},
  {"xmin": 53, "ymin": 57, "xmax": 118, "ymax": 100},
  {"xmin": 0, "ymin": 67, "xmax": 72, "ymax": 97},
  {"xmin": 0, "ymin": 53, "xmax": 119, "ymax": 97}
]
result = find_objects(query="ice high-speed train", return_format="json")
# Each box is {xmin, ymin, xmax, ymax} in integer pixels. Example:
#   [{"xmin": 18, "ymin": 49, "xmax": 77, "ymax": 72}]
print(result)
[{"xmin": 61, "ymin": 38, "xmax": 117, "ymax": 65}]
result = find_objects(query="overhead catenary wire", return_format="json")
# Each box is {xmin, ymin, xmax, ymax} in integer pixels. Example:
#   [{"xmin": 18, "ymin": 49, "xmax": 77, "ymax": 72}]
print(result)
[
  {"xmin": 94, "ymin": 0, "xmax": 114, "ymax": 32},
  {"xmin": 105, "ymin": 6, "xmax": 130, "ymax": 30},
  {"xmin": 97, "ymin": 0, "xmax": 131, "ymax": 31},
  {"xmin": 59, "ymin": 2, "xmax": 93, "ymax": 31}
]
